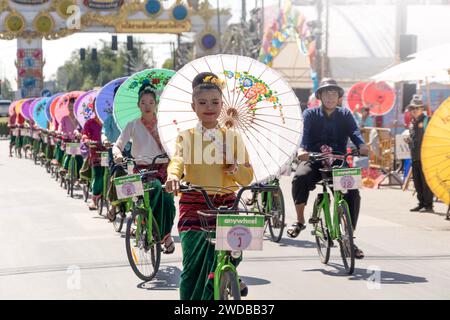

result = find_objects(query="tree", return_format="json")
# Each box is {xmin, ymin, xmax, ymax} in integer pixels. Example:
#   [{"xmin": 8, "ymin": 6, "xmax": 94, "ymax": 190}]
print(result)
[
  {"xmin": 0, "ymin": 78, "xmax": 15, "ymax": 100},
  {"xmin": 55, "ymin": 40, "xmax": 155, "ymax": 91},
  {"xmin": 162, "ymin": 58, "xmax": 174, "ymax": 70}
]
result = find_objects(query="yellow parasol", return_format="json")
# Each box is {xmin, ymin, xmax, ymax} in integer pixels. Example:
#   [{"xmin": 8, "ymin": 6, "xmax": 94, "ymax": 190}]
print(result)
[
  {"xmin": 15, "ymin": 99, "xmax": 27, "ymax": 116},
  {"xmin": 421, "ymin": 98, "xmax": 450, "ymax": 205}
]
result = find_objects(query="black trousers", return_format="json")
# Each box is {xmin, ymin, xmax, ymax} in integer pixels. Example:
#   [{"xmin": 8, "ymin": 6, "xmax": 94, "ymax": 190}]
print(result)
[
  {"xmin": 292, "ymin": 162, "xmax": 361, "ymax": 230},
  {"xmin": 411, "ymin": 160, "xmax": 434, "ymax": 207}
]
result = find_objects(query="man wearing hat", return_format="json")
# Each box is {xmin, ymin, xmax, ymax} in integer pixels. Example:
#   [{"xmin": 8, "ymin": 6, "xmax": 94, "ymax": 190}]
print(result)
[
  {"xmin": 289, "ymin": 78, "xmax": 369, "ymax": 259},
  {"xmin": 407, "ymin": 95, "xmax": 434, "ymax": 212}
]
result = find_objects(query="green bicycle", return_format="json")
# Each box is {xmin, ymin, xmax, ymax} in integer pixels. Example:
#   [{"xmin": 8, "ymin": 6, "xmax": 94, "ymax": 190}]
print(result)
[
  {"xmin": 180, "ymin": 183, "xmax": 276, "ymax": 300},
  {"xmin": 120, "ymin": 155, "xmax": 169, "ymax": 281},
  {"xmin": 249, "ymin": 178, "xmax": 286, "ymax": 242},
  {"xmin": 96, "ymin": 151, "xmax": 111, "ymax": 216},
  {"xmin": 308, "ymin": 150, "xmax": 359, "ymax": 275},
  {"xmin": 64, "ymin": 141, "xmax": 82, "ymax": 198}
]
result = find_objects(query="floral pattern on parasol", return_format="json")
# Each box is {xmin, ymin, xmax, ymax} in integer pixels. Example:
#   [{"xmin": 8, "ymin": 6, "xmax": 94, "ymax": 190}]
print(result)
[
  {"xmin": 157, "ymin": 54, "xmax": 303, "ymax": 183},
  {"xmin": 113, "ymin": 69, "xmax": 175, "ymax": 131}
]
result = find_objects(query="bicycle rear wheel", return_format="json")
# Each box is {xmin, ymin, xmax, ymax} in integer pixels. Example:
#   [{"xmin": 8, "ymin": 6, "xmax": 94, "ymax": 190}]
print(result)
[
  {"xmin": 97, "ymin": 196, "xmax": 104, "ymax": 216},
  {"xmin": 337, "ymin": 202, "xmax": 355, "ymax": 275},
  {"xmin": 82, "ymin": 183, "xmax": 89, "ymax": 202},
  {"xmin": 266, "ymin": 188, "xmax": 286, "ymax": 243},
  {"xmin": 125, "ymin": 208, "xmax": 161, "ymax": 281},
  {"xmin": 218, "ymin": 270, "xmax": 241, "ymax": 300},
  {"xmin": 311, "ymin": 197, "xmax": 331, "ymax": 264}
]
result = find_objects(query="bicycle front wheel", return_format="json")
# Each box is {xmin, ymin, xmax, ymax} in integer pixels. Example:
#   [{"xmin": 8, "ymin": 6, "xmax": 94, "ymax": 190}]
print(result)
[
  {"xmin": 337, "ymin": 202, "xmax": 355, "ymax": 275},
  {"xmin": 125, "ymin": 209, "xmax": 161, "ymax": 281},
  {"xmin": 113, "ymin": 210, "xmax": 126, "ymax": 233},
  {"xmin": 218, "ymin": 270, "xmax": 241, "ymax": 300},
  {"xmin": 266, "ymin": 188, "xmax": 286, "ymax": 243}
]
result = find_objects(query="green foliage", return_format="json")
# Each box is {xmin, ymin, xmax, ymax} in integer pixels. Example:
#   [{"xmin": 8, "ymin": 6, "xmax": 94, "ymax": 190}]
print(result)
[
  {"xmin": 55, "ymin": 40, "xmax": 154, "ymax": 92},
  {"xmin": 0, "ymin": 121, "xmax": 8, "ymax": 136},
  {"xmin": 1, "ymin": 78, "xmax": 15, "ymax": 101},
  {"xmin": 162, "ymin": 58, "xmax": 174, "ymax": 70}
]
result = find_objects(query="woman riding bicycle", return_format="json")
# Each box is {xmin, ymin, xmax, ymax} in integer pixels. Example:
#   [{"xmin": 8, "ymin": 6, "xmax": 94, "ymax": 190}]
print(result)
[
  {"xmin": 58, "ymin": 98, "xmax": 83, "ymax": 180},
  {"xmin": 111, "ymin": 82, "xmax": 176, "ymax": 254},
  {"xmin": 80, "ymin": 100, "xmax": 106, "ymax": 210},
  {"xmin": 8, "ymin": 111, "xmax": 17, "ymax": 157},
  {"xmin": 289, "ymin": 78, "xmax": 369, "ymax": 259},
  {"xmin": 165, "ymin": 72, "xmax": 254, "ymax": 300}
]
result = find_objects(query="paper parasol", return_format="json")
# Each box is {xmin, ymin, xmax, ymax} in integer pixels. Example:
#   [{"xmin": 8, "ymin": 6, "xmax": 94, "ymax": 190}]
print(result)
[
  {"xmin": 20, "ymin": 99, "xmax": 36, "ymax": 121},
  {"xmin": 33, "ymin": 98, "xmax": 50, "ymax": 129},
  {"xmin": 95, "ymin": 77, "xmax": 128, "ymax": 123},
  {"xmin": 15, "ymin": 99, "xmax": 26, "ymax": 116},
  {"xmin": 74, "ymin": 91, "xmax": 91, "ymax": 118},
  {"xmin": 362, "ymin": 81, "xmax": 396, "ymax": 116},
  {"xmin": 347, "ymin": 82, "xmax": 369, "ymax": 112},
  {"xmin": 50, "ymin": 95, "xmax": 63, "ymax": 126},
  {"xmin": 8, "ymin": 101, "xmax": 18, "ymax": 116},
  {"xmin": 45, "ymin": 93, "xmax": 63, "ymax": 122},
  {"xmin": 55, "ymin": 91, "xmax": 84, "ymax": 125},
  {"xmin": 114, "ymin": 69, "xmax": 175, "ymax": 131},
  {"xmin": 157, "ymin": 54, "xmax": 303, "ymax": 183},
  {"xmin": 421, "ymin": 98, "xmax": 450, "ymax": 205},
  {"xmin": 75, "ymin": 90, "xmax": 98, "ymax": 128},
  {"xmin": 29, "ymin": 98, "xmax": 43, "ymax": 121}
]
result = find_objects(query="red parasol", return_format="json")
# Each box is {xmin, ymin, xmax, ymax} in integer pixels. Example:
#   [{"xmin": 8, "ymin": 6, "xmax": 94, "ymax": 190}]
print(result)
[
  {"xmin": 347, "ymin": 82, "xmax": 369, "ymax": 112},
  {"xmin": 362, "ymin": 81, "xmax": 396, "ymax": 116}
]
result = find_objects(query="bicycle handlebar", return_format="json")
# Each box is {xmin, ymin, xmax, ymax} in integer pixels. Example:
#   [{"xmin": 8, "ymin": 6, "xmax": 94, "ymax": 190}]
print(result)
[
  {"xmin": 166, "ymin": 182, "xmax": 280, "ymax": 212},
  {"xmin": 308, "ymin": 148, "xmax": 360, "ymax": 167}
]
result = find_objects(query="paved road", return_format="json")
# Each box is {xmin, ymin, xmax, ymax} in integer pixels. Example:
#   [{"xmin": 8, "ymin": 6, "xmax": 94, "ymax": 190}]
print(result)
[{"xmin": 1, "ymin": 140, "xmax": 449, "ymax": 300}]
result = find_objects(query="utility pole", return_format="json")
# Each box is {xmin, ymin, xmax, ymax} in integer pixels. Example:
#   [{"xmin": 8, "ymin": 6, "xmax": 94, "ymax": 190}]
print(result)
[
  {"xmin": 324, "ymin": 0, "xmax": 330, "ymax": 77},
  {"xmin": 242, "ymin": 0, "xmax": 247, "ymax": 23},
  {"xmin": 315, "ymin": 0, "xmax": 323, "ymax": 83},
  {"xmin": 217, "ymin": 0, "xmax": 222, "ymax": 53},
  {"xmin": 395, "ymin": 0, "xmax": 408, "ymax": 64}
]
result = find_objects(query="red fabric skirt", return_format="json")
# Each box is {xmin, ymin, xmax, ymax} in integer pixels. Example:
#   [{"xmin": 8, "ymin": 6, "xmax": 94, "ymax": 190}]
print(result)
[{"xmin": 178, "ymin": 192, "xmax": 236, "ymax": 232}]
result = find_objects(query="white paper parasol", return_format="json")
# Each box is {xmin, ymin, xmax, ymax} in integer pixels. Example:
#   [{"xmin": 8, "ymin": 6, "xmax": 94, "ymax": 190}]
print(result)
[{"xmin": 157, "ymin": 54, "xmax": 303, "ymax": 183}]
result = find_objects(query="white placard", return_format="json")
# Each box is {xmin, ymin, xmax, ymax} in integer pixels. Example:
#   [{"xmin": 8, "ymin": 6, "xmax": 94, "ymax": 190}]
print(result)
[
  {"xmin": 332, "ymin": 168, "xmax": 362, "ymax": 191},
  {"xmin": 215, "ymin": 215, "xmax": 265, "ymax": 251},
  {"xmin": 12, "ymin": 128, "xmax": 19, "ymax": 136},
  {"xmin": 395, "ymin": 134, "xmax": 411, "ymax": 160},
  {"xmin": 100, "ymin": 152, "xmax": 109, "ymax": 167},
  {"xmin": 32, "ymin": 132, "xmax": 40, "ymax": 140},
  {"xmin": 66, "ymin": 143, "xmax": 81, "ymax": 155},
  {"xmin": 22, "ymin": 129, "xmax": 30, "ymax": 137},
  {"xmin": 114, "ymin": 174, "xmax": 144, "ymax": 200}
]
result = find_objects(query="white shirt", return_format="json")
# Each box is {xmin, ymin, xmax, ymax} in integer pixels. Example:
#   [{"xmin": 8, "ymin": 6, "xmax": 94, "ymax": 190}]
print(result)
[{"xmin": 113, "ymin": 118, "xmax": 164, "ymax": 165}]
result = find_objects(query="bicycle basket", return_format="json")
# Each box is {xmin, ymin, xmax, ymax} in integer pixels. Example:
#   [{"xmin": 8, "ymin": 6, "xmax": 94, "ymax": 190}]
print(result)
[{"xmin": 197, "ymin": 210, "xmax": 221, "ymax": 245}]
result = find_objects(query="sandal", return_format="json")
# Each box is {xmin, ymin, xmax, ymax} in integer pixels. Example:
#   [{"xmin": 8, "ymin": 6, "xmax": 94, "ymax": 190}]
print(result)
[
  {"xmin": 287, "ymin": 222, "xmax": 306, "ymax": 238},
  {"xmin": 354, "ymin": 245, "xmax": 365, "ymax": 260},
  {"xmin": 162, "ymin": 235, "xmax": 175, "ymax": 254}
]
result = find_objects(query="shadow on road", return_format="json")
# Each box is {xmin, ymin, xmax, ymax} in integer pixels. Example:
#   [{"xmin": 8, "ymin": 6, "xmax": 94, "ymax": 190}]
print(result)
[
  {"xmin": 137, "ymin": 265, "xmax": 182, "ymax": 291},
  {"xmin": 303, "ymin": 263, "xmax": 428, "ymax": 284},
  {"xmin": 240, "ymin": 275, "xmax": 271, "ymax": 286},
  {"xmin": 277, "ymin": 237, "xmax": 316, "ymax": 249}
]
